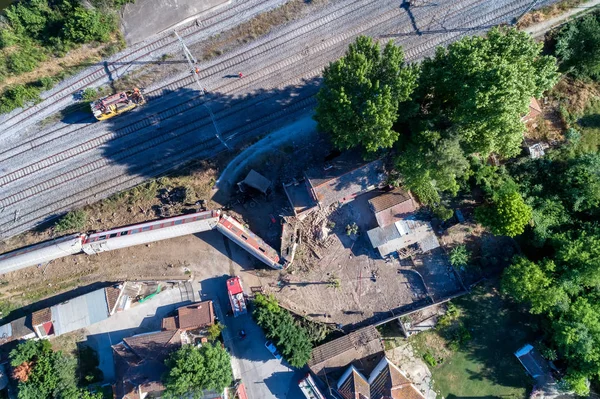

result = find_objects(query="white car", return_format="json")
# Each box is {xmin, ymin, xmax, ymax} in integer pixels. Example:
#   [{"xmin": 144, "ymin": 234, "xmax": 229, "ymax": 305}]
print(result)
[{"xmin": 264, "ymin": 340, "xmax": 282, "ymax": 360}]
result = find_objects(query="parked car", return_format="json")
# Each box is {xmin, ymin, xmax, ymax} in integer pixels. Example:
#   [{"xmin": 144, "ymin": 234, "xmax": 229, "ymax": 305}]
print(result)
[{"xmin": 264, "ymin": 340, "xmax": 282, "ymax": 360}]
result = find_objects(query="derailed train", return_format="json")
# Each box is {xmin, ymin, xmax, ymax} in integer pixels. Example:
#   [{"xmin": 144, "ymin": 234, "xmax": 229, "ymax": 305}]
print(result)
[{"xmin": 0, "ymin": 210, "xmax": 283, "ymax": 274}]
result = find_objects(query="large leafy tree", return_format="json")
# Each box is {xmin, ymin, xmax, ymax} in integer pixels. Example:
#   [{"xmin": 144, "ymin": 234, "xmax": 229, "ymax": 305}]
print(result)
[
  {"xmin": 561, "ymin": 153, "xmax": 600, "ymax": 213},
  {"xmin": 397, "ymin": 130, "xmax": 469, "ymax": 205},
  {"xmin": 163, "ymin": 343, "xmax": 233, "ymax": 398},
  {"xmin": 556, "ymin": 14, "xmax": 600, "ymax": 80},
  {"xmin": 315, "ymin": 36, "xmax": 418, "ymax": 152},
  {"xmin": 475, "ymin": 190, "xmax": 532, "ymax": 237},
  {"xmin": 418, "ymin": 27, "xmax": 558, "ymax": 157}
]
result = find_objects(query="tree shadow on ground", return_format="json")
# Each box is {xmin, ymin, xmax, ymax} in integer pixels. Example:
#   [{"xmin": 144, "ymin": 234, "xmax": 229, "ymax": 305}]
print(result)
[{"xmin": 448, "ymin": 281, "xmax": 541, "ymax": 391}]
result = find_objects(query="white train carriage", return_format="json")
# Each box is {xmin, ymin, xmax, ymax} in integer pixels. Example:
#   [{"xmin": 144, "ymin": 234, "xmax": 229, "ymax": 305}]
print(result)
[
  {"xmin": 0, "ymin": 234, "xmax": 84, "ymax": 274},
  {"xmin": 216, "ymin": 214, "xmax": 282, "ymax": 269},
  {"xmin": 82, "ymin": 210, "xmax": 221, "ymax": 254}
]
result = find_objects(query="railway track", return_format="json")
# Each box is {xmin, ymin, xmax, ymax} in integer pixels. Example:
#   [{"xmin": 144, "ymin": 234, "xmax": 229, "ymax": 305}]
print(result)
[
  {"xmin": 0, "ymin": 0, "xmax": 494, "ymax": 193},
  {"xmin": 0, "ymin": 0, "xmax": 559, "ymax": 239},
  {"xmin": 0, "ymin": 0, "xmax": 290, "ymax": 136}
]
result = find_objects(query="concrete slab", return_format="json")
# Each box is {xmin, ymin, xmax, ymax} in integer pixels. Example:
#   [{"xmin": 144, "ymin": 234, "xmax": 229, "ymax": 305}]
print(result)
[{"xmin": 121, "ymin": 0, "xmax": 231, "ymax": 45}]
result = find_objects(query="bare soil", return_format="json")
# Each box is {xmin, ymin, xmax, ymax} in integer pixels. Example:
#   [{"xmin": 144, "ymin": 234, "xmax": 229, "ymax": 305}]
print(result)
[{"xmin": 439, "ymin": 222, "xmax": 518, "ymax": 286}]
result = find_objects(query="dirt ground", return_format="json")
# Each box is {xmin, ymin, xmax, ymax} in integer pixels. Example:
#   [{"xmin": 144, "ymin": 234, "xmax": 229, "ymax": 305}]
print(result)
[
  {"xmin": 267, "ymin": 193, "xmax": 462, "ymax": 328},
  {"xmin": 439, "ymin": 221, "xmax": 519, "ymax": 286}
]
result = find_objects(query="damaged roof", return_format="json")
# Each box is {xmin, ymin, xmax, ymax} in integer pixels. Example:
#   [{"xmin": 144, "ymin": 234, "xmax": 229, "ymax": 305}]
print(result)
[{"xmin": 305, "ymin": 154, "xmax": 386, "ymax": 208}]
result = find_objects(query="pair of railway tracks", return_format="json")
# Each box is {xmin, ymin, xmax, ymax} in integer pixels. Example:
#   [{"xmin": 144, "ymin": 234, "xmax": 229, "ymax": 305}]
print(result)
[{"xmin": 0, "ymin": 0, "xmax": 558, "ymax": 239}]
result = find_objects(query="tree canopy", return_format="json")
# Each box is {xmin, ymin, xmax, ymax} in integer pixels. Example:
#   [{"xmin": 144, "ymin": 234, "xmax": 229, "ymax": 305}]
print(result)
[
  {"xmin": 475, "ymin": 190, "xmax": 533, "ymax": 237},
  {"xmin": 556, "ymin": 13, "xmax": 600, "ymax": 80},
  {"xmin": 418, "ymin": 27, "xmax": 558, "ymax": 158},
  {"xmin": 502, "ymin": 227, "xmax": 600, "ymax": 395},
  {"xmin": 9, "ymin": 340, "xmax": 101, "ymax": 399},
  {"xmin": 163, "ymin": 343, "xmax": 233, "ymax": 398},
  {"xmin": 315, "ymin": 35, "xmax": 418, "ymax": 152},
  {"xmin": 253, "ymin": 294, "xmax": 313, "ymax": 368}
]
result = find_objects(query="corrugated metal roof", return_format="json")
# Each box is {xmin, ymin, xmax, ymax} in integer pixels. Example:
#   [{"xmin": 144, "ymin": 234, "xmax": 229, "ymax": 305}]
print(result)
[
  {"xmin": 51, "ymin": 288, "xmax": 109, "ymax": 335},
  {"xmin": 367, "ymin": 224, "xmax": 400, "ymax": 249},
  {"xmin": 243, "ymin": 170, "xmax": 271, "ymax": 194}
]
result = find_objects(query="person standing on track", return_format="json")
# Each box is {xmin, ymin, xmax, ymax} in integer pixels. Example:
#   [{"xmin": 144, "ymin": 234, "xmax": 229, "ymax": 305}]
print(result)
[{"xmin": 238, "ymin": 72, "xmax": 244, "ymax": 79}]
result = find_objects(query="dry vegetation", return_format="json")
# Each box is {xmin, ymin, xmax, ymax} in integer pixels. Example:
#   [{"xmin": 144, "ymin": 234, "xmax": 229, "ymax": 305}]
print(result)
[
  {"xmin": 0, "ymin": 36, "xmax": 124, "ymax": 93},
  {"xmin": 517, "ymin": 0, "xmax": 591, "ymax": 28}
]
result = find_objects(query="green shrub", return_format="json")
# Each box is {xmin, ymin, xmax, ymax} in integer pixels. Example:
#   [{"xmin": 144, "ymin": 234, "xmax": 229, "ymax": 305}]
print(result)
[
  {"xmin": 6, "ymin": 44, "xmax": 46, "ymax": 73},
  {"xmin": 0, "ymin": 29, "xmax": 20, "ymax": 48},
  {"xmin": 423, "ymin": 352, "xmax": 437, "ymax": 367},
  {"xmin": 82, "ymin": 87, "xmax": 98, "ymax": 102},
  {"xmin": 62, "ymin": 8, "xmax": 116, "ymax": 43},
  {"xmin": 433, "ymin": 204, "xmax": 454, "ymax": 221},
  {"xmin": 207, "ymin": 322, "xmax": 224, "ymax": 342},
  {"xmin": 55, "ymin": 210, "xmax": 88, "ymax": 232},
  {"xmin": 37, "ymin": 76, "xmax": 55, "ymax": 90},
  {"xmin": 449, "ymin": 245, "xmax": 471, "ymax": 268},
  {"xmin": 0, "ymin": 84, "xmax": 42, "ymax": 113}
]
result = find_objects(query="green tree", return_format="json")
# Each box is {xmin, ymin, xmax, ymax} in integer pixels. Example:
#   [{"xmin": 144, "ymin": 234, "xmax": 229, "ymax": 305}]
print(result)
[
  {"xmin": 4, "ymin": 0, "xmax": 53, "ymax": 39},
  {"xmin": 163, "ymin": 343, "xmax": 232, "ymax": 398},
  {"xmin": 562, "ymin": 153, "xmax": 600, "ymax": 213},
  {"xmin": 502, "ymin": 256, "xmax": 568, "ymax": 314},
  {"xmin": 556, "ymin": 14, "xmax": 600, "ymax": 80},
  {"xmin": 397, "ymin": 131, "xmax": 469, "ymax": 205},
  {"xmin": 206, "ymin": 322, "xmax": 224, "ymax": 342},
  {"xmin": 253, "ymin": 294, "xmax": 313, "ymax": 368},
  {"xmin": 475, "ymin": 190, "xmax": 532, "ymax": 237},
  {"xmin": 62, "ymin": 8, "xmax": 115, "ymax": 43},
  {"xmin": 315, "ymin": 36, "xmax": 418, "ymax": 152},
  {"xmin": 418, "ymin": 27, "xmax": 558, "ymax": 157},
  {"xmin": 502, "ymin": 228, "xmax": 600, "ymax": 395}
]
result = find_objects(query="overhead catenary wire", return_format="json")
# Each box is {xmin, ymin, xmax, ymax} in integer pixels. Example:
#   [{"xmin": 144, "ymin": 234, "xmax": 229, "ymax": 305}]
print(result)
[{"xmin": 174, "ymin": 31, "xmax": 230, "ymax": 151}]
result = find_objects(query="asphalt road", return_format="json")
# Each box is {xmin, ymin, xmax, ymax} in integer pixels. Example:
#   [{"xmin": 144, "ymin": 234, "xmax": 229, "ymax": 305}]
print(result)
[
  {"xmin": 0, "ymin": 0, "xmax": 560, "ymax": 240},
  {"xmin": 194, "ymin": 276, "xmax": 306, "ymax": 399}
]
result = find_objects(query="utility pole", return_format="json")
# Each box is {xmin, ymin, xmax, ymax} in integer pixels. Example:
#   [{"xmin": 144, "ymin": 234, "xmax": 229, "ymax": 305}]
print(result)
[
  {"xmin": 173, "ymin": 31, "xmax": 230, "ymax": 150},
  {"xmin": 174, "ymin": 31, "xmax": 204, "ymax": 95}
]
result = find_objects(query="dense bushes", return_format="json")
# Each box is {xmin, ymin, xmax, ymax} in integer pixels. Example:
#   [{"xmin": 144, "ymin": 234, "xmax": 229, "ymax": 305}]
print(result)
[
  {"xmin": 9, "ymin": 340, "xmax": 102, "ymax": 399},
  {"xmin": 253, "ymin": 294, "xmax": 313, "ymax": 368},
  {"xmin": 556, "ymin": 13, "xmax": 600, "ymax": 80}
]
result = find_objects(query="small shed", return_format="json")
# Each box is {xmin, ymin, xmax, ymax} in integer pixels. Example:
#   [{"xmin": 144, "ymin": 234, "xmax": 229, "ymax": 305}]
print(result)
[
  {"xmin": 515, "ymin": 344, "xmax": 550, "ymax": 378},
  {"xmin": 241, "ymin": 170, "xmax": 271, "ymax": 195}
]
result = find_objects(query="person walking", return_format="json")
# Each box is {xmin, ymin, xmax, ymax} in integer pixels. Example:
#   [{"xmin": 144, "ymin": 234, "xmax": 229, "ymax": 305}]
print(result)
[{"xmin": 238, "ymin": 72, "xmax": 244, "ymax": 79}]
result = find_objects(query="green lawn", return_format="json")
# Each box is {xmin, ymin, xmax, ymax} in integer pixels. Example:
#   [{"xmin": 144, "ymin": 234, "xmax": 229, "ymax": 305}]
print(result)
[{"xmin": 410, "ymin": 281, "xmax": 539, "ymax": 399}]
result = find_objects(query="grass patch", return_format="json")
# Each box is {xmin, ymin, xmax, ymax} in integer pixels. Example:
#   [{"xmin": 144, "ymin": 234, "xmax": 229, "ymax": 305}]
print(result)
[
  {"xmin": 377, "ymin": 320, "xmax": 405, "ymax": 351},
  {"xmin": 410, "ymin": 280, "xmax": 538, "ymax": 398},
  {"xmin": 55, "ymin": 210, "xmax": 89, "ymax": 233}
]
